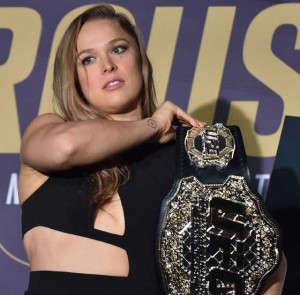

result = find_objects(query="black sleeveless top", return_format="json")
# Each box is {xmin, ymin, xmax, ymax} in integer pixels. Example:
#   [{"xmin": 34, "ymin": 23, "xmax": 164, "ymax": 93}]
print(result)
[{"xmin": 21, "ymin": 142, "xmax": 176, "ymax": 295}]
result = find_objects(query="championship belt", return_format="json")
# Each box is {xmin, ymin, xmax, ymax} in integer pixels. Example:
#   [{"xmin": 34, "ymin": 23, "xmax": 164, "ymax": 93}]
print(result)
[{"xmin": 157, "ymin": 124, "xmax": 282, "ymax": 295}]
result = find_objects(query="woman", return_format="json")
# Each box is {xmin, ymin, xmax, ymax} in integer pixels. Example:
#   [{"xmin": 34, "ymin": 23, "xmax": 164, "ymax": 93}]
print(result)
[{"xmin": 18, "ymin": 4, "xmax": 286, "ymax": 295}]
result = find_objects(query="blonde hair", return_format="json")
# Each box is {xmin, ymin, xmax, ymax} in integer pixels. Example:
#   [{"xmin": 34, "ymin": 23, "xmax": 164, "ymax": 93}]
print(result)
[{"xmin": 53, "ymin": 4, "xmax": 157, "ymax": 208}]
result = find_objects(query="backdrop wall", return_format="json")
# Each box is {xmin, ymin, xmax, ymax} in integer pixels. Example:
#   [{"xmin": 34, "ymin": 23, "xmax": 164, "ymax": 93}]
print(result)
[{"xmin": 1, "ymin": 0, "xmax": 299, "ymax": 294}]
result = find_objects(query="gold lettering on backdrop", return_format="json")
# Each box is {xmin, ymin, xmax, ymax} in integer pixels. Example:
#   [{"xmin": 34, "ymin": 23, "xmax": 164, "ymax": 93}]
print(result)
[
  {"xmin": 39, "ymin": 5, "xmax": 136, "ymax": 115},
  {"xmin": 0, "ymin": 8, "xmax": 41, "ymax": 153},
  {"xmin": 5, "ymin": 4, "xmax": 299, "ymax": 157},
  {"xmin": 188, "ymin": 7, "xmax": 236, "ymax": 123},
  {"xmin": 147, "ymin": 7, "xmax": 183, "ymax": 105},
  {"xmin": 231, "ymin": 3, "xmax": 300, "ymax": 157}
]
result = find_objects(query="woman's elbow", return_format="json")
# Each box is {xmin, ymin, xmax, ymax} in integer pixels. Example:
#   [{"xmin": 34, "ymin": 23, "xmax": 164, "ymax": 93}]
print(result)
[{"xmin": 20, "ymin": 131, "xmax": 77, "ymax": 171}]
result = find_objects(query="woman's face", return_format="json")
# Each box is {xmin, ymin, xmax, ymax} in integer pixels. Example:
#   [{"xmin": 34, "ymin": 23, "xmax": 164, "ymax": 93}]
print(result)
[{"xmin": 76, "ymin": 19, "xmax": 143, "ymax": 120}]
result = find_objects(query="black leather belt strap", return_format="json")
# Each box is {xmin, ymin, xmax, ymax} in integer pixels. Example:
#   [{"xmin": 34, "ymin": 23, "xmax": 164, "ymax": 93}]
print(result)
[{"xmin": 157, "ymin": 124, "xmax": 282, "ymax": 295}]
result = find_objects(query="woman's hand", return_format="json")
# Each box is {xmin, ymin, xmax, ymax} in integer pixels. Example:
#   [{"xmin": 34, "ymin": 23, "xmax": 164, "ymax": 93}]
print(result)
[{"xmin": 151, "ymin": 101, "xmax": 205, "ymax": 144}]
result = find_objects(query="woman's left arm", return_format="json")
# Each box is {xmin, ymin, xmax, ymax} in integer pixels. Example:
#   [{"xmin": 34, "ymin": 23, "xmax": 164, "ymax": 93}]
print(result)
[{"xmin": 261, "ymin": 252, "xmax": 287, "ymax": 295}]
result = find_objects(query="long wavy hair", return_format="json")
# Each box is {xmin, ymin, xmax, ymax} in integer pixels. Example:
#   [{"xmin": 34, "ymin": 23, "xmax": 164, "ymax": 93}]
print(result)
[{"xmin": 53, "ymin": 4, "xmax": 157, "ymax": 209}]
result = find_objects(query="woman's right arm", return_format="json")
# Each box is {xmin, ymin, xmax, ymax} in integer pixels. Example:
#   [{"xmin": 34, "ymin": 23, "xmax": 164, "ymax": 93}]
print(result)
[
  {"xmin": 20, "ymin": 101, "xmax": 204, "ymax": 173},
  {"xmin": 20, "ymin": 113, "xmax": 156, "ymax": 173}
]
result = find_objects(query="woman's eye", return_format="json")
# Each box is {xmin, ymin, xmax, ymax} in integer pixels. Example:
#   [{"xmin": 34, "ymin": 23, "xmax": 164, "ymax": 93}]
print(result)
[
  {"xmin": 81, "ymin": 56, "xmax": 95, "ymax": 65},
  {"xmin": 112, "ymin": 45, "xmax": 128, "ymax": 54}
]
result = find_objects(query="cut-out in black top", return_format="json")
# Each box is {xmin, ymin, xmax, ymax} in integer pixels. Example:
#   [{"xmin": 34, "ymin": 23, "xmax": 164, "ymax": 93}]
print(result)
[{"xmin": 21, "ymin": 142, "xmax": 176, "ymax": 295}]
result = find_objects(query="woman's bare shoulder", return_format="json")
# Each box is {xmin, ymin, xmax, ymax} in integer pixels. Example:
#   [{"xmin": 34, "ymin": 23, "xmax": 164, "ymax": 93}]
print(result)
[{"xmin": 18, "ymin": 163, "xmax": 49, "ymax": 205}]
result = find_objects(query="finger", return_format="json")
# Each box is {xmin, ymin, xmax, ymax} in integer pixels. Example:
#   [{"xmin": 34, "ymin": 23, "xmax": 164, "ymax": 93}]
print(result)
[
  {"xmin": 175, "ymin": 112, "xmax": 206, "ymax": 128},
  {"xmin": 172, "ymin": 118, "xmax": 194, "ymax": 127},
  {"xmin": 171, "ymin": 106, "xmax": 200, "ymax": 127},
  {"xmin": 197, "ymin": 120, "xmax": 206, "ymax": 127}
]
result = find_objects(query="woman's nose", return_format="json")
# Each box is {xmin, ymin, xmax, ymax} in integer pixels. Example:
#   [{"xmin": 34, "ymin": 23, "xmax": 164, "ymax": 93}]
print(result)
[{"xmin": 101, "ymin": 57, "xmax": 117, "ymax": 74}]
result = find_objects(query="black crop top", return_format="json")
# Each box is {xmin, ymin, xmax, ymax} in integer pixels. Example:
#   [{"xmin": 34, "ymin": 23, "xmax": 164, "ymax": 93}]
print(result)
[{"xmin": 21, "ymin": 142, "xmax": 176, "ymax": 295}]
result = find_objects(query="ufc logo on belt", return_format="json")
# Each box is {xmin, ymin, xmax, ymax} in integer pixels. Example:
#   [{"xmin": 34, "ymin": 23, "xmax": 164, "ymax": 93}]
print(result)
[{"xmin": 206, "ymin": 197, "xmax": 249, "ymax": 294}]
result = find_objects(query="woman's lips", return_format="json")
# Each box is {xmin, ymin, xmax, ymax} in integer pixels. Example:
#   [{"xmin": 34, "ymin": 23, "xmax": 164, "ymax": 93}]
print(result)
[{"xmin": 103, "ymin": 80, "xmax": 124, "ymax": 90}]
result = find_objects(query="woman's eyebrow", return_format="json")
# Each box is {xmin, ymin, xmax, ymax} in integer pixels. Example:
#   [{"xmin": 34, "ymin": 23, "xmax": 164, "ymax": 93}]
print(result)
[
  {"xmin": 77, "ymin": 48, "xmax": 95, "ymax": 57},
  {"xmin": 78, "ymin": 38, "xmax": 129, "ymax": 57},
  {"xmin": 107, "ymin": 37, "xmax": 129, "ymax": 45}
]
